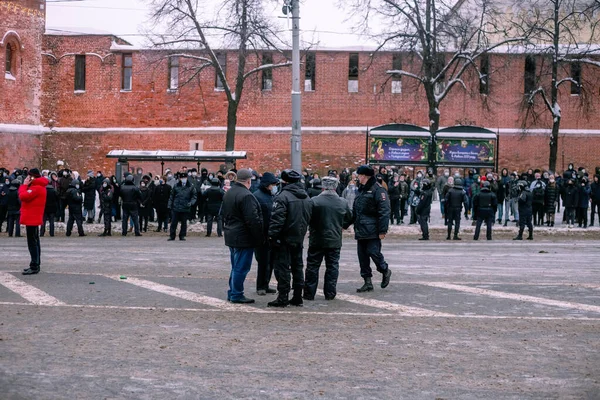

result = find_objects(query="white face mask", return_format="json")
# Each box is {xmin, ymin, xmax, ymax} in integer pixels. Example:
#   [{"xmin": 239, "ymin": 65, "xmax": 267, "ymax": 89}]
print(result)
[
  {"xmin": 102, "ymin": 183, "xmax": 108, "ymax": 188},
  {"xmin": 444, "ymin": 172, "xmax": 449, "ymax": 177},
  {"xmin": 181, "ymin": 178, "xmax": 187, "ymax": 185},
  {"xmin": 417, "ymin": 174, "xmax": 422, "ymax": 179},
  {"xmin": 271, "ymin": 186, "xmax": 278, "ymax": 195},
  {"xmin": 75, "ymin": 184, "xmax": 80, "ymax": 189}
]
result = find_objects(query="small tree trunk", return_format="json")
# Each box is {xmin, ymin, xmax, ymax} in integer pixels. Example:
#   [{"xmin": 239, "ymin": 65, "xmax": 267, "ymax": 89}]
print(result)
[
  {"xmin": 549, "ymin": 118, "xmax": 560, "ymax": 172},
  {"xmin": 225, "ymin": 102, "xmax": 238, "ymax": 152}
]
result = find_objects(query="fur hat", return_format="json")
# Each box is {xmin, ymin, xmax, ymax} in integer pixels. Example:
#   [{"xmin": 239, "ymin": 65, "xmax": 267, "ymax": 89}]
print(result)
[{"xmin": 356, "ymin": 165, "xmax": 375, "ymax": 177}]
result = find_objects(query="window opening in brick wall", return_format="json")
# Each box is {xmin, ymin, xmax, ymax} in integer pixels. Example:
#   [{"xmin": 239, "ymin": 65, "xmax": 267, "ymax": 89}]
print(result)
[
  {"xmin": 348, "ymin": 53, "xmax": 359, "ymax": 92},
  {"xmin": 215, "ymin": 53, "xmax": 226, "ymax": 90},
  {"xmin": 570, "ymin": 62, "xmax": 581, "ymax": 95},
  {"xmin": 433, "ymin": 54, "xmax": 446, "ymax": 96},
  {"xmin": 189, "ymin": 140, "xmax": 204, "ymax": 151},
  {"xmin": 304, "ymin": 52, "xmax": 315, "ymax": 91},
  {"xmin": 122, "ymin": 53, "xmax": 133, "ymax": 91},
  {"xmin": 74, "ymin": 54, "xmax": 86, "ymax": 91},
  {"xmin": 262, "ymin": 53, "xmax": 273, "ymax": 91},
  {"xmin": 391, "ymin": 53, "xmax": 402, "ymax": 94},
  {"xmin": 168, "ymin": 56, "xmax": 179, "ymax": 90},
  {"xmin": 479, "ymin": 54, "xmax": 489, "ymax": 95},
  {"xmin": 524, "ymin": 55, "xmax": 536, "ymax": 94},
  {"xmin": 5, "ymin": 44, "xmax": 13, "ymax": 74}
]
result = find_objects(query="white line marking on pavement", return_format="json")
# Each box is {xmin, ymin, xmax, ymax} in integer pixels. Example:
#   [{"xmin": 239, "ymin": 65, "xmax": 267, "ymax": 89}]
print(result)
[
  {"xmin": 422, "ymin": 282, "xmax": 600, "ymax": 314},
  {"xmin": 108, "ymin": 275, "xmax": 272, "ymax": 313},
  {"xmin": 0, "ymin": 272, "xmax": 65, "ymax": 306},
  {"xmin": 316, "ymin": 290, "xmax": 454, "ymax": 317}
]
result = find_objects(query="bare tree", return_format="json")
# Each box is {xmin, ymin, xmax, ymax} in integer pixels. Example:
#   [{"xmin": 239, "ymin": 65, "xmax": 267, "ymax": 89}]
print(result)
[
  {"xmin": 346, "ymin": 0, "xmax": 526, "ymax": 171},
  {"xmin": 149, "ymin": 0, "xmax": 291, "ymax": 152},
  {"xmin": 515, "ymin": 0, "xmax": 600, "ymax": 172}
]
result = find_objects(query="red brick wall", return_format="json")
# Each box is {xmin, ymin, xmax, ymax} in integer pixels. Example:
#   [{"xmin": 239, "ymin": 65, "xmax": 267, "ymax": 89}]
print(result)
[{"xmin": 0, "ymin": 0, "xmax": 45, "ymax": 125}]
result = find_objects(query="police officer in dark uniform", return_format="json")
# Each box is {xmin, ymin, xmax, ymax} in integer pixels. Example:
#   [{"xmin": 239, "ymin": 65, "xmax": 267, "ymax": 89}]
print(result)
[
  {"xmin": 98, "ymin": 178, "xmax": 113, "ymax": 237},
  {"xmin": 352, "ymin": 165, "xmax": 392, "ymax": 293},
  {"xmin": 445, "ymin": 178, "xmax": 469, "ymax": 240},
  {"xmin": 65, "ymin": 180, "xmax": 85, "ymax": 237},
  {"xmin": 514, "ymin": 180, "xmax": 534, "ymax": 240},
  {"xmin": 267, "ymin": 169, "xmax": 312, "ymax": 307},
  {"xmin": 415, "ymin": 179, "xmax": 433, "ymax": 240},
  {"xmin": 473, "ymin": 180, "xmax": 498, "ymax": 240}
]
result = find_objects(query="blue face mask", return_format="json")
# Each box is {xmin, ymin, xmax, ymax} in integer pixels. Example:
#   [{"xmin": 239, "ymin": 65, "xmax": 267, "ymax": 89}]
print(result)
[{"xmin": 271, "ymin": 186, "xmax": 278, "ymax": 195}]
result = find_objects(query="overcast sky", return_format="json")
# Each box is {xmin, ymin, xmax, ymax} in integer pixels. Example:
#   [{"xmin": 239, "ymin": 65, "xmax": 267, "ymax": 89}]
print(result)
[{"xmin": 45, "ymin": 0, "xmax": 374, "ymax": 48}]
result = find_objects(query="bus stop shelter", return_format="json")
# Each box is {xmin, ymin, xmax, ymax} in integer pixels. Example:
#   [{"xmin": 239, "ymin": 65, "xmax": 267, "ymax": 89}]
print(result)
[{"xmin": 106, "ymin": 150, "xmax": 247, "ymax": 181}]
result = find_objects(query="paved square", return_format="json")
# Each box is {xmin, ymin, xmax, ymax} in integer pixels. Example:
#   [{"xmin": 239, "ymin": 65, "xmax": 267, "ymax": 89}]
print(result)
[{"xmin": 1, "ymin": 234, "xmax": 599, "ymax": 399}]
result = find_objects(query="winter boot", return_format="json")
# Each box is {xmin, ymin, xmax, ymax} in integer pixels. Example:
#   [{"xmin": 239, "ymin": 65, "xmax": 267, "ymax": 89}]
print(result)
[
  {"xmin": 356, "ymin": 278, "xmax": 374, "ymax": 293},
  {"xmin": 98, "ymin": 230, "xmax": 108, "ymax": 237},
  {"xmin": 527, "ymin": 232, "xmax": 533, "ymax": 240},
  {"xmin": 268, "ymin": 294, "xmax": 289, "ymax": 308},
  {"xmin": 288, "ymin": 288, "xmax": 303, "ymax": 307},
  {"xmin": 381, "ymin": 269, "xmax": 392, "ymax": 289}
]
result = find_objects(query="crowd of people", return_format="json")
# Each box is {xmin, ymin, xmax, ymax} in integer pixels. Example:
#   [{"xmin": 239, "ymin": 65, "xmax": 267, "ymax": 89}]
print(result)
[{"xmin": 1, "ymin": 162, "xmax": 598, "ymax": 304}]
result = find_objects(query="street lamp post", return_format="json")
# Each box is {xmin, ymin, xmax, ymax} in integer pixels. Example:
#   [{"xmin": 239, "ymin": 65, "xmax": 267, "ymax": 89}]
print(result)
[{"xmin": 287, "ymin": 0, "xmax": 302, "ymax": 172}]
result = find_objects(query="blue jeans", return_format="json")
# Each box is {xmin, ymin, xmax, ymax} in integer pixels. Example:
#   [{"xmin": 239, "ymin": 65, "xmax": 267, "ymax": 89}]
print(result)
[{"xmin": 228, "ymin": 247, "xmax": 254, "ymax": 301}]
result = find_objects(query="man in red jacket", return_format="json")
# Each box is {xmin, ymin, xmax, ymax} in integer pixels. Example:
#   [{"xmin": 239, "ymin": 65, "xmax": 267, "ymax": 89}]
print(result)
[{"xmin": 19, "ymin": 168, "xmax": 48, "ymax": 275}]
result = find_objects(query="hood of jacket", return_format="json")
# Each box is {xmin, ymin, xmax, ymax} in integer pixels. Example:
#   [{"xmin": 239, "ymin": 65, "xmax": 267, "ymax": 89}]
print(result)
[
  {"xmin": 358, "ymin": 176, "xmax": 376, "ymax": 193},
  {"xmin": 282, "ymin": 182, "xmax": 308, "ymax": 199}
]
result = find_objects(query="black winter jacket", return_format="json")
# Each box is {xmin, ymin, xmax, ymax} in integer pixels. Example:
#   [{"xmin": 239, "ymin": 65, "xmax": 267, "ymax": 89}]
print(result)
[
  {"xmin": 45, "ymin": 185, "xmax": 59, "ymax": 214},
  {"xmin": 222, "ymin": 182, "xmax": 264, "ymax": 248},
  {"xmin": 518, "ymin": 189, "xmax": 533, "ymax": 215},
  {"xmin": 99, "ymin": 186, "xmax": 114, "ymax": 213},
  {"xmin": 352, "ymin": 177, "xmax": 390, "ymax": 240},
  {"xmin": 119, "ymin": 181, "xmax": 142, "ymax": 211},
  {"xmin": 7, "ymin": 185, "xmax": 21, "ymax": 214},
  {"xmin": 562, "ymin": 185, "xmax": 579, "ymax": 208},
  {"xmin": 473, "ymin": 187, "xmax": 498, "ymax": 214},
  {"xmin": 544, "ymin": 184, "xmax": 559, "ymax": 213},
  {"xmin": 269, "ymin": 182, "xmax": 312, "ymax": 246},
  {"xmin": 387, "ymin": 181, "xmax": 401, "ymax": 200},
  {"xmin": 66, "ymin": 183, "xmax": 83, "ymax": 214},
  {"xmin": 83, "ymin": 179, "xmax": 96, "ymax": 209},
  {"xmin": 416, "ymin": 188, "xmax": 433, "ymax": 217},
  {"xmin": 168, "ymin": 180, "xmax": 197, "ymax": 213},
  {"xmin": 139, "ymin": 187, "xmax": 153, "ymax": 217},
  {"xmin": 204, "ymin": 185, "xmax": 225, "ymax": 215},
  {"xmin": 445, "ymin": 185, "xmax": 469, "ymax": 211},
  {"xmin": 152, "ymin": 184, "xmax": 171, "ymax": 211},
  {"xmin": 308, "ymin": 190, "xmax": 353, "ymax": 249},
  {"xmin": 591, "ymin": 181, "xmax": 600, "ymax": 202},
  {"xmin": 253, "ymin": 185, "xmax": 274, "ymax": 239}
]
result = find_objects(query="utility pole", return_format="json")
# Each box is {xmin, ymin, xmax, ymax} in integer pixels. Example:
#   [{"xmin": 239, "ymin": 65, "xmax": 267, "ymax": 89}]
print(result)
[{"xmin": 289, "ymin": 0, "xmax": 302, "ymax": 172}]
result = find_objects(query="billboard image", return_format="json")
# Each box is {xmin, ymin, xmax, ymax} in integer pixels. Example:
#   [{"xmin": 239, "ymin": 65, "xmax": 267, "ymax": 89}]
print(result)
[
  {"xmin": 437, "ymin": 139, "xmax": 495, "ymax": 165},
  {"xmin": 370, "ymin": 137, "xmax": 430, "ymax": 163}
]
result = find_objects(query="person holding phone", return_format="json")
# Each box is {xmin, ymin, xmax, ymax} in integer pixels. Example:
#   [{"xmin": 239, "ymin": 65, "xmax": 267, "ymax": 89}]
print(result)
[{"xmin": 19, "ymin": 169, "xmax": 48, "ymax": 275}]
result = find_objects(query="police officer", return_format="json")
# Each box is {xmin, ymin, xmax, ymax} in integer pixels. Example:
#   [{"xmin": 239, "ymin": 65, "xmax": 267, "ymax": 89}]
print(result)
[
  {"xmin": 98, "ymin": 178, "xmax": 113, "ymax": 237},
  {"xmin": 473, "ymin": 181, "xmax": 498, "ymax": 240},
  {"xmin": 267, "ymin": 169, "xmax": 312, "ymax": 307},
  {"xmin": 352, "ymin": 165, "xmax": 392, "ymax": 293},
  {"xmin": 514, "ymin": 180, "xmax": 534, "ymax": 240},
  {"xmin": 168, "ymin": 172, "xmax": 197, "ymax": 241},
  {"xmin": 445, "ymin": 178, "xmax": 469, "ymax": 240},
  {"xmin": 204, "ymin": 178, "xmax": 225, "ymax": 237},
  {"xmin": 120, "ymin": 174, "xmax": 142, "ymax": 237},
  {"xmin": 303, "ymin": 176, "xmax": 353, "ymax": 301},
  {"xmin": 65, "ymin": 179, "xmax": 85, "ymax": 237},
  {"xmin": 416, "ymin": 178, "xmax": 433, "ymax": 240}
]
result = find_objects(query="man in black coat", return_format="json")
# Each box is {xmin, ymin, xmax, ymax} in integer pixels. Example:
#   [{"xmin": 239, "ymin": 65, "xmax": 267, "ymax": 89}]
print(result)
[
  {"xmin": 267, "ymin": 169, "xmax": 313, "ymax": 307},
  {"xmin": 119, "ymin": 174, "xmax": 142, "ymax": 236},
  {"xmin": 514, "ymin": 180, "xmax": 534, "ymax": 240},
  {"xmin": 40, "ymin": 182, "xmax": 59, "ymax": 237},
  {"xmin": 303, "ymin": 176, "xmax": 353, "ymax": 301},
  {"xmin": 152, "ymin": 178, "xmax": 171, "ymax": 232},
  {"xmin": 445, "ymin": 178, "xmax": 469, "ymax": 240},
  {"xmin": 473, "ymin": 181, "xmax": 498, "ymax": 240},
  {"xmin": 351, "ymin": 165, "xmax": 392, "ymax": 293},
  {"xmin": 82, "ymin": 171, "xmax": 97, "ymax": 223},
  {"xmin": 204, "ymin": 178, "xmax": 225, "ymax": 237},
  {"xmin": 98, "ymin": 178, "xmax": 113, "ymax": 236},
  {"xmin": 252, "ymin": 172, "xmax": 279, "ymax": 296},
  {"xmin": 222, "ymin": 168, "xmax": 264, "ymax": 304},
  {"xmin": 416, "ymin": 179, "xmax": 433, "ymax": 240},
  {"xmin": 66, "ymin": 180, "xmax": 85, "ymax": 237},
  {"xmin": 168, "ymin": 172, "xmax": 197, "ymax": 241}
]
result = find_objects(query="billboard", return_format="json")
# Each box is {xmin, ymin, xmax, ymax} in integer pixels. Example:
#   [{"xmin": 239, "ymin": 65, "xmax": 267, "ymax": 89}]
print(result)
[
  {"xmin": 369, "ymin": 137, "xmax": 430, "ymax": 163},
  {"xmin": 436, "ymin": 138, "xmax": 495, "ymax": 165}
]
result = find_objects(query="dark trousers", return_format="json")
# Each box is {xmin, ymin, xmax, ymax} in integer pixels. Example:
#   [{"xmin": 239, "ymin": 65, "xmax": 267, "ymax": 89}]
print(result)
[
  {"xmin": 0, "ymin": 204, "xmax": 7, "ymax": 231},
  {"xmin": 400, "ymin": 198, "xmax": 407, "ymax": 219},
  {"xmin": 255, "ymin": 244, "xmax": 274, "ymax": 291},
  {"xmin": 577, "ymin": 207, "xmax": 588, "ymax": 227},
  {"xmin": 41, "ymin": 212, "xmax": 55, "ymax": 237},
  {"xmin": 7, "ymin": 213, "xmax": 20, "ymax": 236},
  {"xmin": 170, "ymin": 211, "xmax": 188, "ymax": 239},
  {"xmin": 140, "ymin": 215, "xmax": 149, "ymax": 231},
  {"xmin": 532, "ymin": 203, "xmax": 544, "ymax": 225},
  {"xmin": 26, "ymin": 226, "xmax": 41, "ymax": 269},
  {"xmin": 474, "ymin": 209, "xmax": 494, "ymax": 240},
  {"xmin": 447, "ymin": 208, "xmax": 462, "ymax": 238},
  {"xmin": 591, "ymin": 201, "xmax": 599, "ymax": 226},
  {"xmin": 417, "ymin": 214, "xmax": 429, "ymax": 239},
  {"xmin": 122, "ymin": 208, "xmax": 140, "ymax": 235},
  {"xmin": 390, "ymin": 198, "xmax": 400, "ymax": 224},
  {"xmin": 190, "ymin": 203, "xmax": 197, "ymax": 220},
  {"xmin": 304, "ymin": 247, "xmax": 341, "ymax": 300},
  {"xmin": 518, "ymin": 212, "xmax": 533, "ymax": 237},
  {"xmin": 206, "ymin": 212, "xmax": 222, "ymax": 236},
  {"xmin": 565, "ymin": 207, "xmax": 576, "ymax": 225},
  {"xmin": 272, "ymin": 243, "xmax": 304, "ymax": 296},
  {"xmin": 197, "ymin": 199, "xmax": 206, "ymax": 222},
  {"xmin": 156, "ymin": 208, "xmax": 169, "ymax": 230},
  {"xmin": 102, "ymin": 208, "xmax": 112, "ymax": 233},
  {"xmin": 66, "ymin": 211, "xmax": 84, "ymax": 236},
  {"xmin": 58, "ymin": 198, "xmax": 68, "ymax": 222},
  {"xmin": 357, "ymin": 238, "xmax": 388, "ymax": 279}
]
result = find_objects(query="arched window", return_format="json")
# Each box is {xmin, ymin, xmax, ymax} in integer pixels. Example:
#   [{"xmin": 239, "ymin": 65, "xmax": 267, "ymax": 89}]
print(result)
[{"xmin": 5, "ymin": 43, "xmax": 13, "ymax": 75}]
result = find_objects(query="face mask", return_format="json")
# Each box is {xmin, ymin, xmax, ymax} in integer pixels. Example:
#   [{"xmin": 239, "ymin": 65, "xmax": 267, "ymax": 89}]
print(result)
[
  {"xmin": 137, "ymin": 171, "xmax": 142, "ymax": 175},
  {"xmin": 417, "ymin": 174, "xmax": 422, "ymax": 179},
  {"xmin": 271, "ymin": 186, "xmax": 278, "ymax": 195},
  {"xmin": 181, "ymin": 178, "xmax": 187, "ymax": 185},
  {"xmin": 192, "ymin": 172, "xmax": 197, "ymax": 177},
  {"xmin": 167, "ymin": 174, "xmax": 173, "ymax": 179},
  {"xmin": 102, "ymin": 183, "xmax": 108, "ymax": 188},
  {"xmin": 159, "ymin": 180, "xmax": 164, "ymax": 185},
  {"xmin": 75, "ymin": 184, "xmax": 80, "ymax": 189},
  {"xmin": 187, "ymin": 172, "xmax": 192, "ymax": 177},
  {"xmin": 444, "ymin": 172, "xmax": 449, "ymax": 177},
  {"xmin": 63, "ymin": 172, "xmax": 67, "ymax": 177},
  {"xmin": 209, "ymin": 175, "xmax": 214, "ymax": 180},
  {"xmin": 97, "ymin": 173, "xmax": 101, "ymax": 177},
  {"xmin": 141, "ymin": 183, "xmax": 146, "ymax": 187}
]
